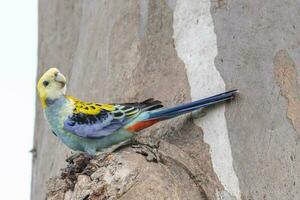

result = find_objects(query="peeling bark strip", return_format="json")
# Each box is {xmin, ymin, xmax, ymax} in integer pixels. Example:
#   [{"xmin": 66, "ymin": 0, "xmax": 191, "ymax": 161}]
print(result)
[
  {"xmin": 273, "ymin": 49, "xmax": 300, "ymax": 134},
  {"xmin": 173, "ymin": 0, "xmax": 241, "ymax": 199}
]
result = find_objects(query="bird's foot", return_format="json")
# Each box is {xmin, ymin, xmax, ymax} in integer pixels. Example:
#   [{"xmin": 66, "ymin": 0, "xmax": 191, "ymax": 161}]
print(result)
[
  {"xmin": 66, "ymin": 152, "xmax": 92, "ymax": 163},
  {"xmin": 95, "ymin": 151, "xmax": 111, "ymax": 161},
  {"xmin": 131, "ymin": 137, "xmax": 161, "ymax": 162}
]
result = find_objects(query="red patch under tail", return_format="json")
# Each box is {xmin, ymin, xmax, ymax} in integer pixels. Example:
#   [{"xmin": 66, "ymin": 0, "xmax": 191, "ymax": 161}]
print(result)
[{"xmin": 126, "ymin": 119, "xmax": 160, "ymax": 132}]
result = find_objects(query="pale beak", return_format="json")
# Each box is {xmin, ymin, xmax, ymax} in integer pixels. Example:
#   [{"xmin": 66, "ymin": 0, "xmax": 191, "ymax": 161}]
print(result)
[{"xmin": 55, "ymin": 72, "xmax": 66, "ymax": 86}]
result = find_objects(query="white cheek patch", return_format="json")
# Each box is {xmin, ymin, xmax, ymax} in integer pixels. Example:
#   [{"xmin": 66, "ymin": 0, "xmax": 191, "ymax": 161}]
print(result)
[
  {"xmin": 47, "ymin": 82, "xmax": 67, "ymax": 99},
  {"xmin": 61, "ymin": 84, "xmax": 67, "ymax": 95}
]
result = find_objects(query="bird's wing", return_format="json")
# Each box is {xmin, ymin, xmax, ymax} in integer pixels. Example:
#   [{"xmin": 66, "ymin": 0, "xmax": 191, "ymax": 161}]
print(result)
[{"xmin": 63, "ymin": 96, "xmax": 162, "ymax": 138}]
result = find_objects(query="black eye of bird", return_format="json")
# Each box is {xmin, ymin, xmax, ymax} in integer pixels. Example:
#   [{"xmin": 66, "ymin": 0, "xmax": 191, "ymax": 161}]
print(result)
[
  {"xmin": 54, "ymin": 72, "xmax": 58, "ymax": 77},
  {"xmin": 43, "ymin": 81, "xmax": 49, "ymax": 87}
]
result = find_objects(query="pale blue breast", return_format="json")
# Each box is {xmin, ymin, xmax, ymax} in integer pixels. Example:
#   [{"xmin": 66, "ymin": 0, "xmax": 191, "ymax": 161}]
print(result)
[
  {"xmin": 43, "ymin": 96, "xmax": 134, "ymax": 154},
  {"xmin": 44, "ymin": 97, "xmax": 72, "ymax": 131},
  {"xmin": 44, "ymin": 97, "xmax": 83, "ymax": 151}
]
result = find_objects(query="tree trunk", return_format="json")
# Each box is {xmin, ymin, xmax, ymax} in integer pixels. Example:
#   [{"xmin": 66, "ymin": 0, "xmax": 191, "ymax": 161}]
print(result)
[{"xmin": 32, "ymin": 0, "xmax": 300, "ymax": 200}]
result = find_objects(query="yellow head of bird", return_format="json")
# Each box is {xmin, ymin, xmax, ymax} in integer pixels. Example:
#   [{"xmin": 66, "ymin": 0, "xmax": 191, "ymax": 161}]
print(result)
[{"xmin": 37, "ymin": 68, "xmax": 67, "ymax": 108}]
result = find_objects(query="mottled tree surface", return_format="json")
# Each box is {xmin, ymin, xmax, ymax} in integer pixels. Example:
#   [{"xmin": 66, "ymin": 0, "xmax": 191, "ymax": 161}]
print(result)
[
  {"xmin": 33, "ymin": 1, "xmax": 221, "ymax": 200},
  {"xmin": 34, "ymin": 0, "xmax": 300, "ymax": 199}
]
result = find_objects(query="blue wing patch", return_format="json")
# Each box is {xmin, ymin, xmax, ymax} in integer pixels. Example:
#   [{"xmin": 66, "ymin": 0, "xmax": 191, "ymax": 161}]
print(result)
[
  {"xmin": 64, "ymin": 110, "xmax": 125, "ymax": 138},
  {"xmin": 63, "ymin": 99, "xmax": 163, "ymax": 139}
]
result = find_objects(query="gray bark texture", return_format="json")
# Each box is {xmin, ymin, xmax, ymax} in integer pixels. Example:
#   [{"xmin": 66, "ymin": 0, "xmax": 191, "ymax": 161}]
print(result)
[
  {"xmin": 33, "ymin": 1, "xmax": 220, "ymax": 200},
  {"xmin": 32, "ymin": 0, "xmax": 300, "ymax": 200}
]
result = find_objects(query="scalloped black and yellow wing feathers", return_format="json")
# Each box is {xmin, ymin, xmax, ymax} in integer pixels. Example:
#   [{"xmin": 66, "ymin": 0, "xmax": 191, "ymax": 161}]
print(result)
[{"xmin": 63, "ymin": 96, "xmax": 163, "ymax": 138}]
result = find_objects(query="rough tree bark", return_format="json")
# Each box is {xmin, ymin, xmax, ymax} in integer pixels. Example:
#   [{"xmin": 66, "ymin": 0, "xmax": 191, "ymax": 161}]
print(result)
[
  {"xmin": 33, "ymin": 1, "xmax": 221, "ymax": 199},
  {"xmin": 32, "ymin": 0, "xmax": 300, "ymax": 200}
]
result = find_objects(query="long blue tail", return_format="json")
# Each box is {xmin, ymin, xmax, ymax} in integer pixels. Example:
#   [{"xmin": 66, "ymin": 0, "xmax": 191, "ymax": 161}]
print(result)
[{"xmin": 147, "ymin": 90, "xmax": 238, "ymax": 120}]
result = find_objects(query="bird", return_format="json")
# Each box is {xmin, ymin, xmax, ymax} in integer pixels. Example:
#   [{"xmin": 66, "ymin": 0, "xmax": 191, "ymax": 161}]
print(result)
[{"xmin": 37, "ymin": 68, "xmax": 237, "ymax": 155}]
